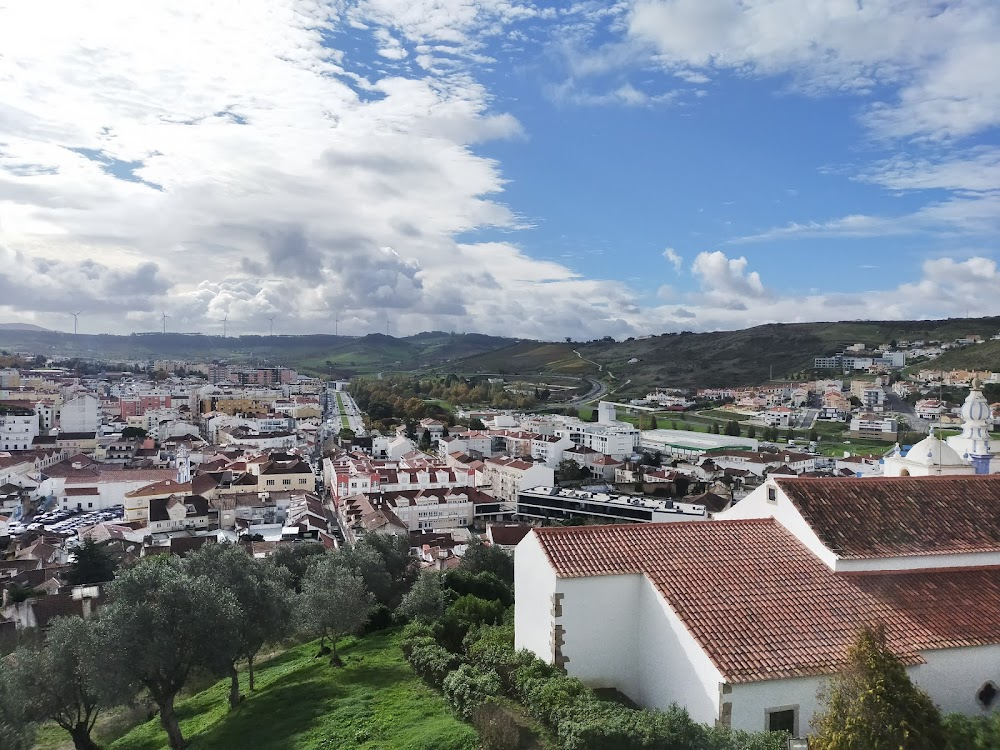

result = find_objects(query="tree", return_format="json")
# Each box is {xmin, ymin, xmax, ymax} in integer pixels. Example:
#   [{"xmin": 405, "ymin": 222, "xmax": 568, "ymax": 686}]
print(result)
[
  {"xmin": 419, "ymin": 428, "xmax": 432, "ymax": 451},
  {"xmin": 809, "ymin": 428, "xmax": 819, "ymax": 442},
  {"xmin": 66, "ymin": 539, "xmax": 117, "ymax": 586},
  {"xmin": 100, "ymin": 556, "xmax": 241, "ymax": 750},
  {"xmin": 784, "ymin": 428, "xmax": 795, "ymax": 442},
  {"xmin": 298, "ymin": 555, "xmax": 374, "ymax": 665},
  {"xmin": 404, "ymin": 419, "xmax": 417, "ymax": 439},
  {"xmin": 0, "ymin": 654, "xmax": 36, "ymax": 750},
  {"xmin": 459, "ymin": 537, "xmax": 514, "ymax": 586},
  {"xmin": 648, "ymin": 414, "xmax": 658, "ymax": 430},
  {"xmin": 355, "ymin": 534, "xmax": 418, "ymax": 608},
  {"xmin": 4, "ymin": 617, "xmax": 135, "ymax": 750},
  {"xmin": 469, "ymin": 417, "xmax": 486, "ymax": 430},
  {"xmin": 811, "ymin": 625, "xmax": 947, "ymax": 750},
  {"xmin": 184, "ymin": 544, "xmax": 293, "ymax": 705},
  {"xmin": 441, "ymin": 424, "xmax": 450, "ymax": 438},
  {"xmin": 397, "ymin": 571, "xmax": 446, "ymax": 623},
  {"xmin": 338, "ymin": 427, "xmax": 355, "ymax": 441},
  {"xmin": 270, "ymin": 541, "xmax": 325, "ymax": 593},
  {"xmin": 558, "ymin": 458, "xmax": 586, "ymax": 482},
  {"xmin": 120, "ymin": 426, "xmax": 147, "ymax": 440},
  {"xmin": 747, "ymin": 424, "xmax": 757, "ymax": 438}
]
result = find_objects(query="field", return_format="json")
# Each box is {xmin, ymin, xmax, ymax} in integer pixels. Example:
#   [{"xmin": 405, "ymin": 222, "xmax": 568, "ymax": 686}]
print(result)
[{"xmin": 34, "ymin": 631, "xmax": 477, "ymax": 750}]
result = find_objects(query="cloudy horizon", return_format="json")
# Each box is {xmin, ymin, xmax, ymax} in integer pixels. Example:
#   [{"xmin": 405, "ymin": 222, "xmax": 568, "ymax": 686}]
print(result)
[{"xmin": 1, "ymin": 1, "xmax": 999, "ymax": 339}]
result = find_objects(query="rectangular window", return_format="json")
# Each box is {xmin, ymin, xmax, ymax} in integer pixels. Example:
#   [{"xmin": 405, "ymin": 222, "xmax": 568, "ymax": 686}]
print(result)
[
  {"xmin": 767, "ymin": 487, "xmax": 777, "ymax": 504},
  {"xmin": 765, "ymin": 707, "xmax": 797, "ymax": 735}
]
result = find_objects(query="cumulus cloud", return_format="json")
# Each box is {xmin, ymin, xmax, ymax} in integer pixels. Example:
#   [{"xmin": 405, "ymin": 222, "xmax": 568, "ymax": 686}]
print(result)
[
  {"xmin": 690, "ymin": 250, "xmax": 768, "ymax": 305},
  {"xmin": 0, "ymin": 0, "xmax": 642, "ymax": 339}
]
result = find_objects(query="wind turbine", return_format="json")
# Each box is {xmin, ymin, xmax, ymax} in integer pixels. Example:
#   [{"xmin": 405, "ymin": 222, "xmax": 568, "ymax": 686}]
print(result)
[
  {"xmin": 334, "ymin": 314, "xmax": 339, "ymax": 337},
  {"xmin": 267, "ymin": 315, "xmax": 276, "ymax": 336},
  {"xmin": 160, "ymin": 312, "xmax": 169, "ymax": 334},
  {"xmin": 220, "ymin": 314, "xmax": 229, "ymax": 338},
  {"xmin": 70, "ymin": 311, "xmax": 81, "ymax": 335},
  {"xmin": 385, "ymin": 312, "xmax": 389, "ymax": 337}
]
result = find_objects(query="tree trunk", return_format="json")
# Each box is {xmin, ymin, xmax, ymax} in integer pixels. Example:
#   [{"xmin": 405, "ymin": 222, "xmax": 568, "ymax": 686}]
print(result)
[
  {"xmin": 228, "ymin": 664, "xmax": 241, "ymax": 709},
  {"xmin": 248, "ymin": 654, "xmax": 256, "ymax": 692},
  {"xmin": 158, "ymin": 693, "xmax": 187, "ymax": 750},
  {"xmin": 69, "ymin": 723, "xmax": 101, "ymax": 750}
]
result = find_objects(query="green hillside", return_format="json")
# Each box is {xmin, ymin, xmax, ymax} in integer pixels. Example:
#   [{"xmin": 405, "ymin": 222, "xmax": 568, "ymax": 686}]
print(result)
[
  {"xmin": 910, "ymin": 338, "xmax": 1000, "ymax": 373},
  {"xmin": 0, "ymin": 330, "xmax": 519, "ymax": 378},
  {"xmin": 32, "ymin": 631, "xmax": 477, "ymax": 750},
  {"xmin": 448, "ymin": 318, "xmax": 1000, "ymax": 395}
]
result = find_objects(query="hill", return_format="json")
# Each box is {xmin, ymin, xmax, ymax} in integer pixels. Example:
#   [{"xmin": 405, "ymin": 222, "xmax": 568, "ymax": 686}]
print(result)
[
  {"xmin": 0, "ymin": 323, "xmax": 50, "ymax": 331},
  {"xmin": 448, "ymin": 318, "xmax": 1000, "ymax": 395},
  {"xmin": 0, "ymin": 330, "xmax": 519, "ymax": 378},
  {"xmin": 32, "ymin": 631, "xmax": 477, "ymax": 750},
  {"xmin": 909, "ymin": 338, "xmax": 1000, "ymax": 373}
]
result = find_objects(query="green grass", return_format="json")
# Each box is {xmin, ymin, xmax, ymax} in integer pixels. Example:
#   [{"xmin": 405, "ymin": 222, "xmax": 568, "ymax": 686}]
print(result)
[{"xmin": 105, "ymin": 631, "xmax": 477, "ymax": 750}]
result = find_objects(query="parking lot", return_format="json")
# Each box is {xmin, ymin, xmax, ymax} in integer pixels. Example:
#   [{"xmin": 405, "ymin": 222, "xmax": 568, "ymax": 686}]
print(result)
[{"xmin": 6, "ymin": 505, "xmax": 125, "ymax": 538}]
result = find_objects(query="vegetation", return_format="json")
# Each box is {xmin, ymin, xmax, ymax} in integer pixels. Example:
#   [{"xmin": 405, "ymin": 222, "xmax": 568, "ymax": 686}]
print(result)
[
  {"xmin": 297, "ymin": 557, "xmax": 374, "ymax": 664},
  {"xmin": 66, "ymin": 540, "xmax": 118, "ymax": 586},
  {"xmin": 811, "ymin": 625, "xmax": 948, "ymax": 750},
  {"xmin": 4, "ymin": 617, "xmax": 135, "ymax": 750},
  {"xmin": 101, "ymin": 630, "xmax": 477, "ymax": 750}
]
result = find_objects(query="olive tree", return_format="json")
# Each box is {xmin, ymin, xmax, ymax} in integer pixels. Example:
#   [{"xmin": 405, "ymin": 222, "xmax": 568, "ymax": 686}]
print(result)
[
  {"xmin": 184, "ymin": 543, "xmax": 294, "ymax": 708},
  {"xmin": 298, "ymin": 554, "xmax": 374, "ymax": 665},
  {"xmin": 99, "ymin": 556, "xmax": 241, "ymax": 750},
  {"xmin": 4, "ymin": 616, "xmax": 135, "ymax": 750},
  {"xmin": 0, "ymin": 665, "xmax": 36, "ymax": 750}
]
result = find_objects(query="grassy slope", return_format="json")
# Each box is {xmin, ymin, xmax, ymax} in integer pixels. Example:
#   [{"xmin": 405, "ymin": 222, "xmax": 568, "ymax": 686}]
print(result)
[
  {"xmin": 103, "ymin": 631, "xmax": 477, "ymax": 750},
  {"xmin": 913, "ymin": 339, "xmax": 1000, "ymax": 373}
]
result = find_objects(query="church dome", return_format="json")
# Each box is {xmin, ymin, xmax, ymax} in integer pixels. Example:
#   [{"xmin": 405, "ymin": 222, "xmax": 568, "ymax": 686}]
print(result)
[{"xmin": 904, "ymin": 433, "xmax": 966, "ymax": 467}]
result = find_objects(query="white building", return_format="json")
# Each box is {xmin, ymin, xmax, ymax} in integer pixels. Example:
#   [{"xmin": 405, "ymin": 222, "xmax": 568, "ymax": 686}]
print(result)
[
  {"xmin": 60, "ymin": 393, "xmax": 100, "ymax": 433},
  {"xmin": 639, "ymin": 430, "xmax": 759, "ymax": 461},
  {"xmin": 516, "ymin": 475, "xmax": 1000, "ymax": 736},
  {"xmin": 480, "ymin": 457, "xmax": 554, "ymax": 505},
  {"xmin": 517, "ymin": 486, "xmax": 706, "ymax": 524},
  {"xmin": 0, "ymin": 406, "xmax": 39, "ymax": 451}
]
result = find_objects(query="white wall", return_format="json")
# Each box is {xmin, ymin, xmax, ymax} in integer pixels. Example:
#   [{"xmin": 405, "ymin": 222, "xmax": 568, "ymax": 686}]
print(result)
[
  {"xmin": 559, "ymin": 573, "xmax": 643, "ymax": 699},
  {"xmin": 912, "ymin": 644, "xmax": 1000, "ymax": 718},
  {"xmin": 636, "ymin": 576, "xmax": 724, "ymax": 725},
  {"xmin": 514, "ymin": 533, "xmax": 558, "ymax": 660},
  {"xmin": 730, "ymin": 675, "xmax": 826, "ymax": 735}
]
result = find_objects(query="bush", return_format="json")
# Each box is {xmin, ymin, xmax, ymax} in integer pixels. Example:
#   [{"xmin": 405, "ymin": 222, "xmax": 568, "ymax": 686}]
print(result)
[
  {"xmin": 436, "ymin": 595, "xmax": 506, "ymax": 652},
  {"xmin": 943, "ymin": 712, "xmax": 1000, "ymax": 750},
  {"xmin": 473, "ymin": 703, "xmax": 522, "ymax": 750},
  {"xmin": 407, "ymin": 642, "xmax": 462, "ymax": 687},
  {"xmin": 444, "ymin": 570, "xmax": 513, "ymax": 607},
  {"xmin": 466, "ymin": 625, "xmax": 539, "ymax": 696},
  {"xmin": 443, "ymin": 663, "xmax": 502, "ymax": 720}
]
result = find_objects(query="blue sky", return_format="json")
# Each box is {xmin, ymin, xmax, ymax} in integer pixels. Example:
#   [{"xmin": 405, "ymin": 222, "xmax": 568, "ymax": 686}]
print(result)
[{"xmin": 0, "ymin": 1, "xmax": 999, "ymax": 338}]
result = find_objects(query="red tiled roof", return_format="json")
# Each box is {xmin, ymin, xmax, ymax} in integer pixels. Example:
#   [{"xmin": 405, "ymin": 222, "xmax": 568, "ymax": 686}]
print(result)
[
  {"xmin": 64, "ymin": 487, "xmax": 100, "ymax": 496},
  {"xmin": 775, "ymin": 476, "xmax": 1000, "ymax": 559},
  {"xmin": 531, "ymin": 520, "xmax": 1000, "ymax": 683}
]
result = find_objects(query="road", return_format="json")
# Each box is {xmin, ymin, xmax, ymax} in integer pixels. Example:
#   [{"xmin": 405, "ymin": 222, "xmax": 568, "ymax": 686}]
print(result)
[
  {"xmin": 566, "ymin": 377, "xmax": 608, "ymax": 406},
  {"xmin": 884, "ymin": 390, "xmax": 929, "ymax": 434}
]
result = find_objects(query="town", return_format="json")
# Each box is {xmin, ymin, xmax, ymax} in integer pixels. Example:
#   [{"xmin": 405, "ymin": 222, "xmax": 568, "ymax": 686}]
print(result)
[{"xmin": 1, "ymin": 328, "xmax": 999, "ymax": 748}]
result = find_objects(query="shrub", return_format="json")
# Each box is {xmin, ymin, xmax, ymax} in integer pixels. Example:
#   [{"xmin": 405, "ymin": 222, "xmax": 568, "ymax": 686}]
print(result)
[
  {"xmin": 443, "ymin": 663, "xmax": 502, "ymax": 720},
  {"xmin": 436, "ymin": 595, "xmax": 506, "ymax": 652},
  {"xmin": 943, "ymin": 712, "xmax": 1000, "ymax": 750},
  {"xmin": 473, "ymin": 703, "xmax": 522, "ymax": 750},
  {"xmin": 407, "ymin": 643, "xmax": 462, "ymax": 687},
  {"xmin": 444, "ymin": 570, "xmax": 513, "ymax": 606}
]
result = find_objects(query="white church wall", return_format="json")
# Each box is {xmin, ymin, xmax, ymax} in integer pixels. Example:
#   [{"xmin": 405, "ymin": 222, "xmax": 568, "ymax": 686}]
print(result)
[
  {"xmin": 559, "ymin": 573, "xmax": 643, "ymax": 700},
  {"xmin": 636, "ymin": 576, "xmax": 723, "ymax": 725},
  {"xmin": 729, "ymin": 674, "xmax": 826, "ymax": 735},
  {"xmin": 836, "ymin": 549, "xmax": 1000, "ymax": 573},
  {"xmin": 911, "ymin": 644, "xmax": 1000, "ymax": 718},
  {"xmin": 513, "ymin": 532, "xmax": 559, "ymax": 661}
]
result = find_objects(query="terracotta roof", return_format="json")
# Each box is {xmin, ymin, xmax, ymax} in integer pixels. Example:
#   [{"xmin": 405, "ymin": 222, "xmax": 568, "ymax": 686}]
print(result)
[
  {"xmin": 64, "ymin": 487, "xmax": 100, "ymax": 496},
  {"xmin": 487, "ymin": 523, "xmax": 532, "ymax": 546},
  {"xmin": 531, "ymin": 520, "xmax": 1000, "ymax": 683},
  {"xmin": 775, "ymin": 476, "xmax": 1000, "ymax": 559},
  {"xmin": 126, "ymin": 480, "xmax": 193, "ymax": 498}
]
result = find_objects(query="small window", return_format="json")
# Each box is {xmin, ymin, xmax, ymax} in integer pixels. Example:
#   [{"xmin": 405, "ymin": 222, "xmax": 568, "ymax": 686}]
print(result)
[
  {"xmin": 978, "ymin": 682, "xmax": 998, "ymax": 709},
  {"xmin": 767, "ymin": 487, "xmax": 777, "ymax": 504},
  {"xmin": 766, "ymin": 707, "xmax": 797, "ymax": 734}
]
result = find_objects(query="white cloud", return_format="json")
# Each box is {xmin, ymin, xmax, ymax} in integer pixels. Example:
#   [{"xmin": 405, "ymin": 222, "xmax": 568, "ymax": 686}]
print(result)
[
  {"xmin": 690, "ymin": 250, "xmax": 768, "ymax": 304},
  {"xmin": 662, "ymin": 247, "xmax": 682, "ymax": 271},
  {"xmin": 0, "ymin": 0, "xmax": 644, "ymax": 339}
]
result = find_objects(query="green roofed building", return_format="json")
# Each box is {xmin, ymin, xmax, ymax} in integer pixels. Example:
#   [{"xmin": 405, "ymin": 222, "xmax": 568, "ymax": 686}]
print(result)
[{"xmin": 639, "ymin": 429, "xmax": 759, "ymax": 460}]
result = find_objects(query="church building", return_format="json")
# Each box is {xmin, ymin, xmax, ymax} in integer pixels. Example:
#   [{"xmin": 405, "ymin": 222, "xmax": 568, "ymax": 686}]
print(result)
[{"xmin": 515, "ymin": 475, "xmax": 1000, "ymax": 736}]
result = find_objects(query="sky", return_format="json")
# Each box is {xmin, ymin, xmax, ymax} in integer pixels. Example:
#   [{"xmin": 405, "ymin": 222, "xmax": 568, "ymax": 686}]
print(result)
[{"xmin": 0, "ymin": 0, "xmax": 999, "ymax": 340}]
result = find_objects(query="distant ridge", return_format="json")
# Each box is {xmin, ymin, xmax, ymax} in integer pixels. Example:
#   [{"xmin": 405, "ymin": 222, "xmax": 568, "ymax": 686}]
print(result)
[{"xmin": 0, "ymin": 322, "xmax": 50, "ymax": 332}]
